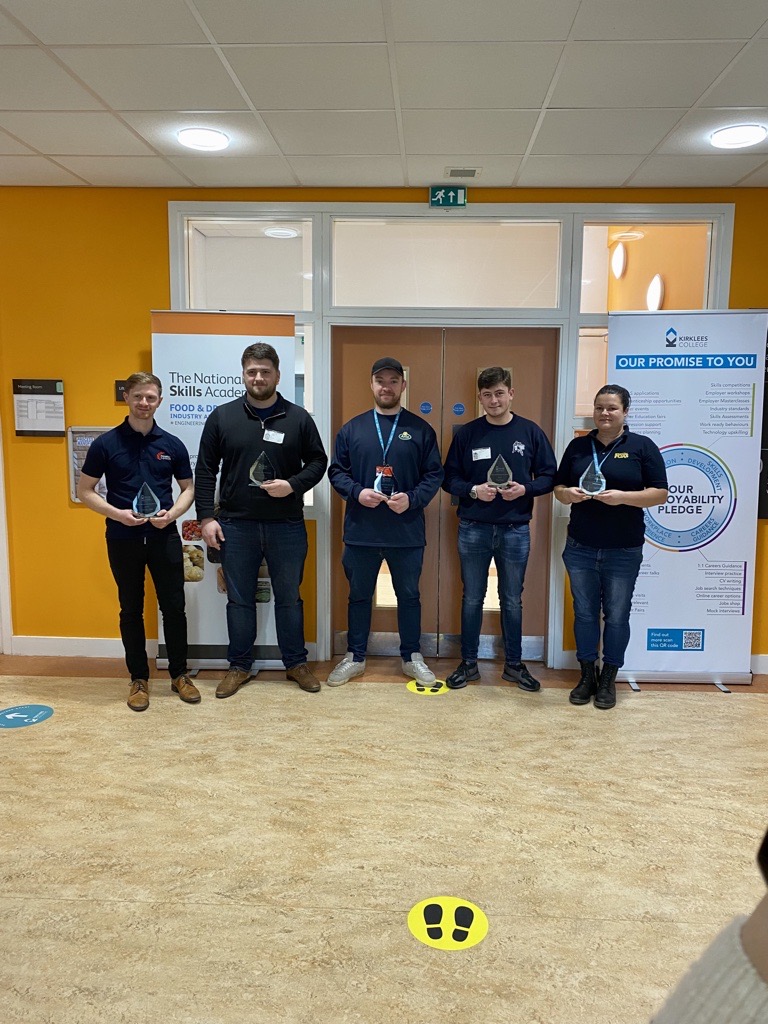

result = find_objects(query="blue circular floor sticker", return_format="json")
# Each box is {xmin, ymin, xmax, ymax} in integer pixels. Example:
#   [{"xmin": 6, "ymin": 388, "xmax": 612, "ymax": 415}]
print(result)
[
  {"xmin": 0, "ymin": 704, "xmax": 54, "ymax": 729},
  {"xmin": 644, "ymin": 444, "xmax": 736, "ymax": 552}
]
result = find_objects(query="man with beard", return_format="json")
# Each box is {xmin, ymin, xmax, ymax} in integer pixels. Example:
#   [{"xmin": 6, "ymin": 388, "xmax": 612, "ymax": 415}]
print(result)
[
  {"xmin": 195, "ymin": 342, "xmax": 328, "ymax": 697},
  {"xmin": 327, "ymin": 357, "xmax": 443, "ymax": 686}
]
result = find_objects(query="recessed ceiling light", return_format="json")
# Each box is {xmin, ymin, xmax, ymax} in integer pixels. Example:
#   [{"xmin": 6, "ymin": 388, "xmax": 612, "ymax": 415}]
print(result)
[
  {"xmin": 710, "ymin": 124, "xmax": 767, "ymax": 150},
  {"xmin": 177, "ymin": 127, "xmax": 229, "ymax": 151},
  {"xmin": 265, "ymin": 227, "xmax": 299, "ymax": 238},
  {"xmin": 614, "ymin": 230, "xmax": 644, "ymax": 242}
]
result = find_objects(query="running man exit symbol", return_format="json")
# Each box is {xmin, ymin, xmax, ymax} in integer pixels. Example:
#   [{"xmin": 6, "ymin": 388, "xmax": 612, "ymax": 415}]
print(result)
[{"xmin": 430, "ymin": 186, "xmax": 467, "ymax": 207}]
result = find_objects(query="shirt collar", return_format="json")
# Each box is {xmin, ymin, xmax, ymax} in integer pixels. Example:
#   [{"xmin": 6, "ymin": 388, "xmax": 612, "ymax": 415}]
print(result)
[{"xmin": 118, "ymin": 416, "xmax": 163, "ymax": 440}]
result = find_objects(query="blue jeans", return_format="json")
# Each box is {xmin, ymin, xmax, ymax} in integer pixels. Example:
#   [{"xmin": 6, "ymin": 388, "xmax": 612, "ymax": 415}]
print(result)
[
  {"xmin": 341, "ymin": 545, "xmax": 424, "ymax": 661},
  {"xmin": 457, "ymin": 520, "xmax": 530, "ymax": 664},
  {"xmin": 562, "ymin": 536, "xmax": 643, "ymax": 667},
  {"xmin": 219, "ymin": 518, "xmax": 308, "ymax": 671}
]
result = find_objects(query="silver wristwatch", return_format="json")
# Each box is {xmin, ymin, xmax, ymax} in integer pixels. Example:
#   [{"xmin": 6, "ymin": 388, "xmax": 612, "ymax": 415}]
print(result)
[{"xmin": 470, "ymin": 485, "xmax": 478, "ymax": 499}]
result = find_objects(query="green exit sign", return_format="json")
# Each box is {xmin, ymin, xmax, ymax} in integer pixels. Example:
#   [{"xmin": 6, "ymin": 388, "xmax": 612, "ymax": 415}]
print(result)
[{"xmin": 430, "ymin": 186, "xmax": 467, "ymax": 207}]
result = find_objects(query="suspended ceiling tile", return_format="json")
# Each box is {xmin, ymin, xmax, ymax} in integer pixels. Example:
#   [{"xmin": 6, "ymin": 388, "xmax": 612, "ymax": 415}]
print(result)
[
  {"xmin": 397, "ymin": 42, "xmax": 562, "ymax": 109},
  {"xmin": 225, "ymin": 44, "xmax": 393, "ymax": 110},
  {"xmin": 0, "ymin": 112, "xmax": 153, "ymax": 155},
  {"xmin": 120, "ymin": 111, "xmax": 281, "ymax": 156},
  {"xmin": 0, "ymin": 11, "xmax": 33, "ymax": 44},
  {"xmin": 738, "ymin": 162, "xmax": 768, "ymax": 185},
  {"xmin": 390, "ymin": 0, "xmax": 580, "ymax": 42},
  {"xmin": 517, "ymin": 154, "xmax": 644, "ymax": 187},
  {"xmin": 657, "ymin": 108, "xmax": 768, "ymax": 154},
  {"xmin": 402, "ymin": 109, "xmax": 538, "ymax": 155},
  {"xmin": 54, "ymin": 155, "xmax": 193, "ymax": 186},
  {"xmin": 0, "ymin": 155, "xmax": 86, "ymax": 184},
  {"xmin": 193, "ymin": 0, "xmax": 385, "ymax": 44},
  {"xmin": 0, "ymin": 131, "xmax": 34, "ymax": 155},
  {"xmin": 53, "ymin": 46, "xmax": 247, "ymax": 110},
  {"xmin": 572, "ymin": 0, "xmax": 768, "ymax": 40},
  {"xmin": 261, "ymin": 110, "xmax": 399, "ymax": 156},
  {"xmin": 700, "ymin": 40, "xmax": 768, "ymax": 106},
  {"xmin": 627, "ymin": 154, "xmax": 768, "ymax": 186},
  {"xmin": 287, "ymin": 155, "xmax": 405, "ymax": 186},
  {"xmin": 532, "ymin": 108, "xmax": 687, "ymax": 155},
  {"xmin": 0, "ymin": 0, "xmax": 207, "ymax": 44},
  {"xmin": 0, "ymin": 48, "xmax": 102, "ymax": 109},
  {"xmin": 406, "ymin": 155, "xmax": 522, "ymax": 187},
  {"xmin": 551, "ymin": 41, "xmax": 744, "ymax": 108},
  {"xmin": 168, "ymin": 156, "xmax": 298, "ymax": 187}
]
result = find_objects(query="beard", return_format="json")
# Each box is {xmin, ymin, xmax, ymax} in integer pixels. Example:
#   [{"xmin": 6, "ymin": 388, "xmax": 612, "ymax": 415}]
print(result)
[
  {"xmin": 376, "ymin": 392, "xmax": 401, "ymax": 410},
  {"xmin": 246, "ymin": 381, "xmax": 277, "ymax": 403}
]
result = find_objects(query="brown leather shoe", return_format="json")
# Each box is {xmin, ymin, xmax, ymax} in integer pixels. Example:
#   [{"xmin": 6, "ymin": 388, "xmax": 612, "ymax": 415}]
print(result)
[
  {"xmin": 171, "ymin": 674, "xmax": 201, "ymax": 704},
  {"xmin": 216, "ymin": 667, "xmax": 251, "ymax": 699},
  {"xmin": 127, "ymin": 679, "xmax": 149, "ymax": 712},
  {"xmin": 286, "ymin": 663, "xmax": 321, "ymax": 692}
]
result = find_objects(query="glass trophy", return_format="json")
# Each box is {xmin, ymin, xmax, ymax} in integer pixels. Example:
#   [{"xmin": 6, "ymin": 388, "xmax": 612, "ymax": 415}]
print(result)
[
  {"xmin": 487, "ymin": 455, "xmax": 513, "ymax": 490},
  {"xmin": 249, "ymin": 452, "xmax": 276, "ymax": 487},
  {"xmin": 579, "ymin": 462, "xmax": 606, "ymax": 495},
  {"xmin": 132, "ymin": 482, "xmax": 161, "ymax": 519},
  {"xmin": 374, "ymin": 465, "xmax": 397, "ymax": 497}
]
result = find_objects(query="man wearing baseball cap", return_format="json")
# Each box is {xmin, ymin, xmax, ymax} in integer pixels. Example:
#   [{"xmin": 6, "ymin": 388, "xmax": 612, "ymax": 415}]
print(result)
[{"xmin": 327, "ymin": 357, "xmax": 443, "ymax": 685}]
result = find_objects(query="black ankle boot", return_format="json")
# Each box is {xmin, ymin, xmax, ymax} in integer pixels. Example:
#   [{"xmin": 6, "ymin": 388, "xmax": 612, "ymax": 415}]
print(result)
[
  {"xmin": 569, "ymin": 661, "xmax": 597, "ymax": 705},
  {"xmin": 594, "ymin": 663, "xmax": 618, "ymax": 710}
]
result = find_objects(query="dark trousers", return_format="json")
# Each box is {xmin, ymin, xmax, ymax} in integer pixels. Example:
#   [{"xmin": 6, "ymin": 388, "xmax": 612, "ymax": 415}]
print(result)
[{"xmin": 107, "ymin": 531, "xmax": 188, "ymax": 681}]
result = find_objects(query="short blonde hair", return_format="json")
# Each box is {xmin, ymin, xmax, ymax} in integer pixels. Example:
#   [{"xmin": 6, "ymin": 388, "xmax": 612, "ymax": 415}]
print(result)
[{"xmin": 125, "ymin": 372, "xmax": 162, "ymax": 396}]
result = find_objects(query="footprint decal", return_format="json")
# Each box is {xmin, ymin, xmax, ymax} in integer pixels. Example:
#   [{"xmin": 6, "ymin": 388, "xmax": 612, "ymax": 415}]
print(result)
[
  {"xmin": 408, "ymin": 896, "xmax": 488, "ymax": 950},
  {"xmin": 452, "ymin": 905, "xmax": 474, "ymax": 942},
  {"xmin": 423, "ymin": 903, "xmax": 443, "ymax": 940}
]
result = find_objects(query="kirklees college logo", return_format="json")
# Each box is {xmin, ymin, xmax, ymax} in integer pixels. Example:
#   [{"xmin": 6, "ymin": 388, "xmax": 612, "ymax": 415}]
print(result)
[
  {"xmin": 512, "ymin": 441, "xmax": 525, "ymax": 455},
  {"xmin": 155, "ymin": 451, "xmax": 172, "ymax": 461},
  {"xmin": 665, "ymin": 328, "xmax": 677, "ymax": 347},
  {"xmin": 644, "ymin": 444, "xmax": 736, "ymax": 552}
]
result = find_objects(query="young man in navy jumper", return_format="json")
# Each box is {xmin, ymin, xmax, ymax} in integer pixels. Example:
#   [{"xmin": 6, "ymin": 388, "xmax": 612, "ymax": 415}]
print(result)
[
  {"xmin": 78, "ymin": 372, "xmax": 199, "ymax": 712},
  {"xmin": 442, "ymin": 366, "xmax": 556, "ymax": 692},
  {"xmin": 327, "ymin": 358, "xmax": 444, "ymax": 685}
]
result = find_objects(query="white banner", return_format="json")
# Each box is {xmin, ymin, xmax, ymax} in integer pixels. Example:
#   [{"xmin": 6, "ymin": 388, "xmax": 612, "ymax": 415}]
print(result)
[
  {"xmin": 152, "ymin": 324, "xmax": 295, "ymax": 668},
  {"xmin": 609, "ymin": 310, "xmax": 768, "ymax": 683}
]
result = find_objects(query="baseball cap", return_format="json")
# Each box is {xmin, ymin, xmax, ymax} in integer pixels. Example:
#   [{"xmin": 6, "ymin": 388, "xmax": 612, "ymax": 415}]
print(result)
[{"xmin": 371, "ymin": 357, "xmax": 404, "ymax": 376}]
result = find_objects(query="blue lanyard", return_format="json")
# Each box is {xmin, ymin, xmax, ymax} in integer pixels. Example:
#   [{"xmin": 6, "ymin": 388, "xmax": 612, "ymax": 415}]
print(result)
[
  {"xmin": 590, "ymin": 436, "xmax": 621, "ymax": 474},
  {"xmin": 373, "ymin": 409, "xmax": 401, "ymax": 463}
]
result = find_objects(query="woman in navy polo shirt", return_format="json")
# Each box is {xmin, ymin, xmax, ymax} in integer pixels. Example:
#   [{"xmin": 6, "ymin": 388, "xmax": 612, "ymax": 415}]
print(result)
[{"xmin": 554, "ymin": 385, "xmax": 668, "ymax": 710}]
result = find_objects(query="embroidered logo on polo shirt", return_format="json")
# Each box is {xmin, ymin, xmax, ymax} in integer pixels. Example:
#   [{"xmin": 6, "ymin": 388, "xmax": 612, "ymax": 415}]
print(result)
[
  {"xmin": 155, "ymin": 451, "xmax": 172, "ymax": 461},
  {"xmin": 512, "ymin": 441, "xmax": 525, "ymax": 455},
  {"xmin": 398, "ymin": 431, "xmax": 412, "ymax": 440},
  {"xmin": 614, "ymin": 453, "xmax": 629, "ymax": 458}
]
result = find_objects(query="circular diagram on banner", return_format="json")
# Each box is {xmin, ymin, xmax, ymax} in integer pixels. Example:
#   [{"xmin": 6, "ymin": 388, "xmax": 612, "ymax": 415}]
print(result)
[
  {"xmin": 0, "ymin": 704, "xmax": 54, "ymax": 729},
  {"xmin": 644, "ymin": 444, "xmax": 736, "ymax": 552},
  {"xmin": 408, "ymin": 896, "xmax": 489, "ymax": 950},
  {"xmin": 405, "ymin": 679, "xmax": 447, "ymax": 695}
]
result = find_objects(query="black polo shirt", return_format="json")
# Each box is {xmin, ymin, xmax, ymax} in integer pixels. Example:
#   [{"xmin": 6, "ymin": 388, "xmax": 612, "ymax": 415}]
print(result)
[
  {"xmin": 555, "ymin": 427, "xmax": 668, "ymax": 548},
  {"xmin": 82, "ymin": 418, "xmax": 192, "ymax": 540}
]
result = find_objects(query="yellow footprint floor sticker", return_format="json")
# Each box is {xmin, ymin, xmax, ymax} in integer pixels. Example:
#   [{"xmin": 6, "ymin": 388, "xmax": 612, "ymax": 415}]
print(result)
[
  {"xmin": 408, "ymin": 896, "xmax": 489, "ymax": 950},
  {"xmin": 405, "ymin": 679, "xmax": 448, "ymax": 695}
]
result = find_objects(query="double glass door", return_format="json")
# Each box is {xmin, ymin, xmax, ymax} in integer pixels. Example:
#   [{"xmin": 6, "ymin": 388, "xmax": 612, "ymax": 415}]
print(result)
[{"xmin": 331, "ymin": 326, "xmax": 558, "ymax": 660}]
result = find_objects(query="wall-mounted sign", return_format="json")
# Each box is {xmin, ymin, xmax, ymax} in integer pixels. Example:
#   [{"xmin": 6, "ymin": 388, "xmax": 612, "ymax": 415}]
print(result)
[
  {"xmin": 68, "ymin": 426, "xmax": 109, "ymax": 502},
  {"xmin": 13, "ymin": 379, "xmax": 64, "ymax": 436},
  {"xmin": 114, "ymin": 380, "xmax": 128, "ymax": 402},
  {"xmin": 429, "ymin": 186, "xmax": 467, "ymax": 208}
]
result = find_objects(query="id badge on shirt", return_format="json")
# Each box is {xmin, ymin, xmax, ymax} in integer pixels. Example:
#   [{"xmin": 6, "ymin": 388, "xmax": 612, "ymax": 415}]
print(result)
[
  {"xmin": 263, "ymin": 429, "xmax": 285, "ymax": 444},
  {"xmin": 472, "ymin": 447, "xmax": 492, "ymax": 461}
]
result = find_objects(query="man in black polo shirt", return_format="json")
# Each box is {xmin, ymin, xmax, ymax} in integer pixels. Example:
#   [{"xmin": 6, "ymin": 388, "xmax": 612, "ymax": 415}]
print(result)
[{"xmin": 78, "ymin": 372, "xmax": 199, "ymax": 712}]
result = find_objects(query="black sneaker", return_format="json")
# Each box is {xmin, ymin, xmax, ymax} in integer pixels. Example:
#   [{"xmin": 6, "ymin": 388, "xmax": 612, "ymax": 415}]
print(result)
[
  {"xmin": 502, "ymin": 662, "xmax": 541, "ymax": 692},
  {"xmin": 446, "ymin": 660, "xmax": 480, "ymax": 689}
]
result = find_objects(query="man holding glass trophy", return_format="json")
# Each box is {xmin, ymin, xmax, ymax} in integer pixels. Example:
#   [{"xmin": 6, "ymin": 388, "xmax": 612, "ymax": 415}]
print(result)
[
  {"xmin": 327, "ymin": 357, "xmax": 444, "ymax": 686},
  {"xmin": 78, "ymin": 372, "xmax": 199, "ymax": 711},
  {"xmin": 442, "ymin": 366, "xmax": 556, "ymax": 692}
]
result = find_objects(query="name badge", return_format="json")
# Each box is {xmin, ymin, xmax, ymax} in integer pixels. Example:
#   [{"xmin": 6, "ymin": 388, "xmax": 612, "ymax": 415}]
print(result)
[
  {"xmin": 263, "ymin": 429, "xmax": 285, "ymax": 444},
  {"xmin": 472, "ymin": 447, "xmax": 492, "ymax": 461}
]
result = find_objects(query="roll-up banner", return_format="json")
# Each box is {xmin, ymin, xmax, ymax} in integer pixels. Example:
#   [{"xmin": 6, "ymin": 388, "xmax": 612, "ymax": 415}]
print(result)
[
  {"xmin": 609, "ymin": 310, "xmax": 768, "ymax": 683},
  {"xmin": 151, "ymin": 311, "xmax": 295, "ymax": 669}
]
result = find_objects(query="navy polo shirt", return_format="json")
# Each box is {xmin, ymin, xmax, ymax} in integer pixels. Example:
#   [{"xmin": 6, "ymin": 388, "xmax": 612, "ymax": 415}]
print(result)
[
  {"xmin": 82, "ymin": 418, "xmax": 193, "ymax": 540},
  {"xmin": 555, "ymin": 427, "xmax": 668, "ymax": 548}
]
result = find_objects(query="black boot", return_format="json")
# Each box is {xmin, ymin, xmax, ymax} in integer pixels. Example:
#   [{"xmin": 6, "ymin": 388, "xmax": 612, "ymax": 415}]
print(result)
[
  {"xmin": 594, "ymin": 663, "xmax": 618, "ymax": 710},
  {"xmin": 569, "ymin": 660, "xmax": 597, "ymax": 705}
]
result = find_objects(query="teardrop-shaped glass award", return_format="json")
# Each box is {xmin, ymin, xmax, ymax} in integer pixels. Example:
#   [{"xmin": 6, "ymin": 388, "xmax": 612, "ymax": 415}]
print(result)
[
  {"xmin": 487, "ymin": 455, "xmax": 513, "ymax": 490},
  {"xmin": 373, "ymin": 465, "xmax": 398, "ymax": 496},
  {"xmin": 249, "ymin": 451, "xmax": 276, "ymax": 487},
  {"xmin": 579, "ymin": 462, "xmax": 606, "ymax": 495},
  {"xmin": 132, "ymin": 481, "xmax": 161, "ymax": 518}
]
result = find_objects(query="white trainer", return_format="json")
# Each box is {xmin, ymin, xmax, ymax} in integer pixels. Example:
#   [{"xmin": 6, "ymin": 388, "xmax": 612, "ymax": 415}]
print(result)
[
  {"xmin": 326, "ymin": 653, "xmax": 366, "ymax": 686},
  {"xmin": 401, "ymin": 653, "xmax": 436, "ymax": 684}
]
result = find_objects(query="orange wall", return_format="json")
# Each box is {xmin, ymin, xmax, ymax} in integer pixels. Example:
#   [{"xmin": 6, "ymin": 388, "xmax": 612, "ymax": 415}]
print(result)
[{"xmin": 0, "ymin": 186, "xmax": 767, "ymax": 649}]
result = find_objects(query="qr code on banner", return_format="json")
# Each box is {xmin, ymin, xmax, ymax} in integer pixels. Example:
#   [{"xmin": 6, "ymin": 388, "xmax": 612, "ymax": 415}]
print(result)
[{"xmin": 682, "ymin": 630, "xmax": 704, "ymax": 651}]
